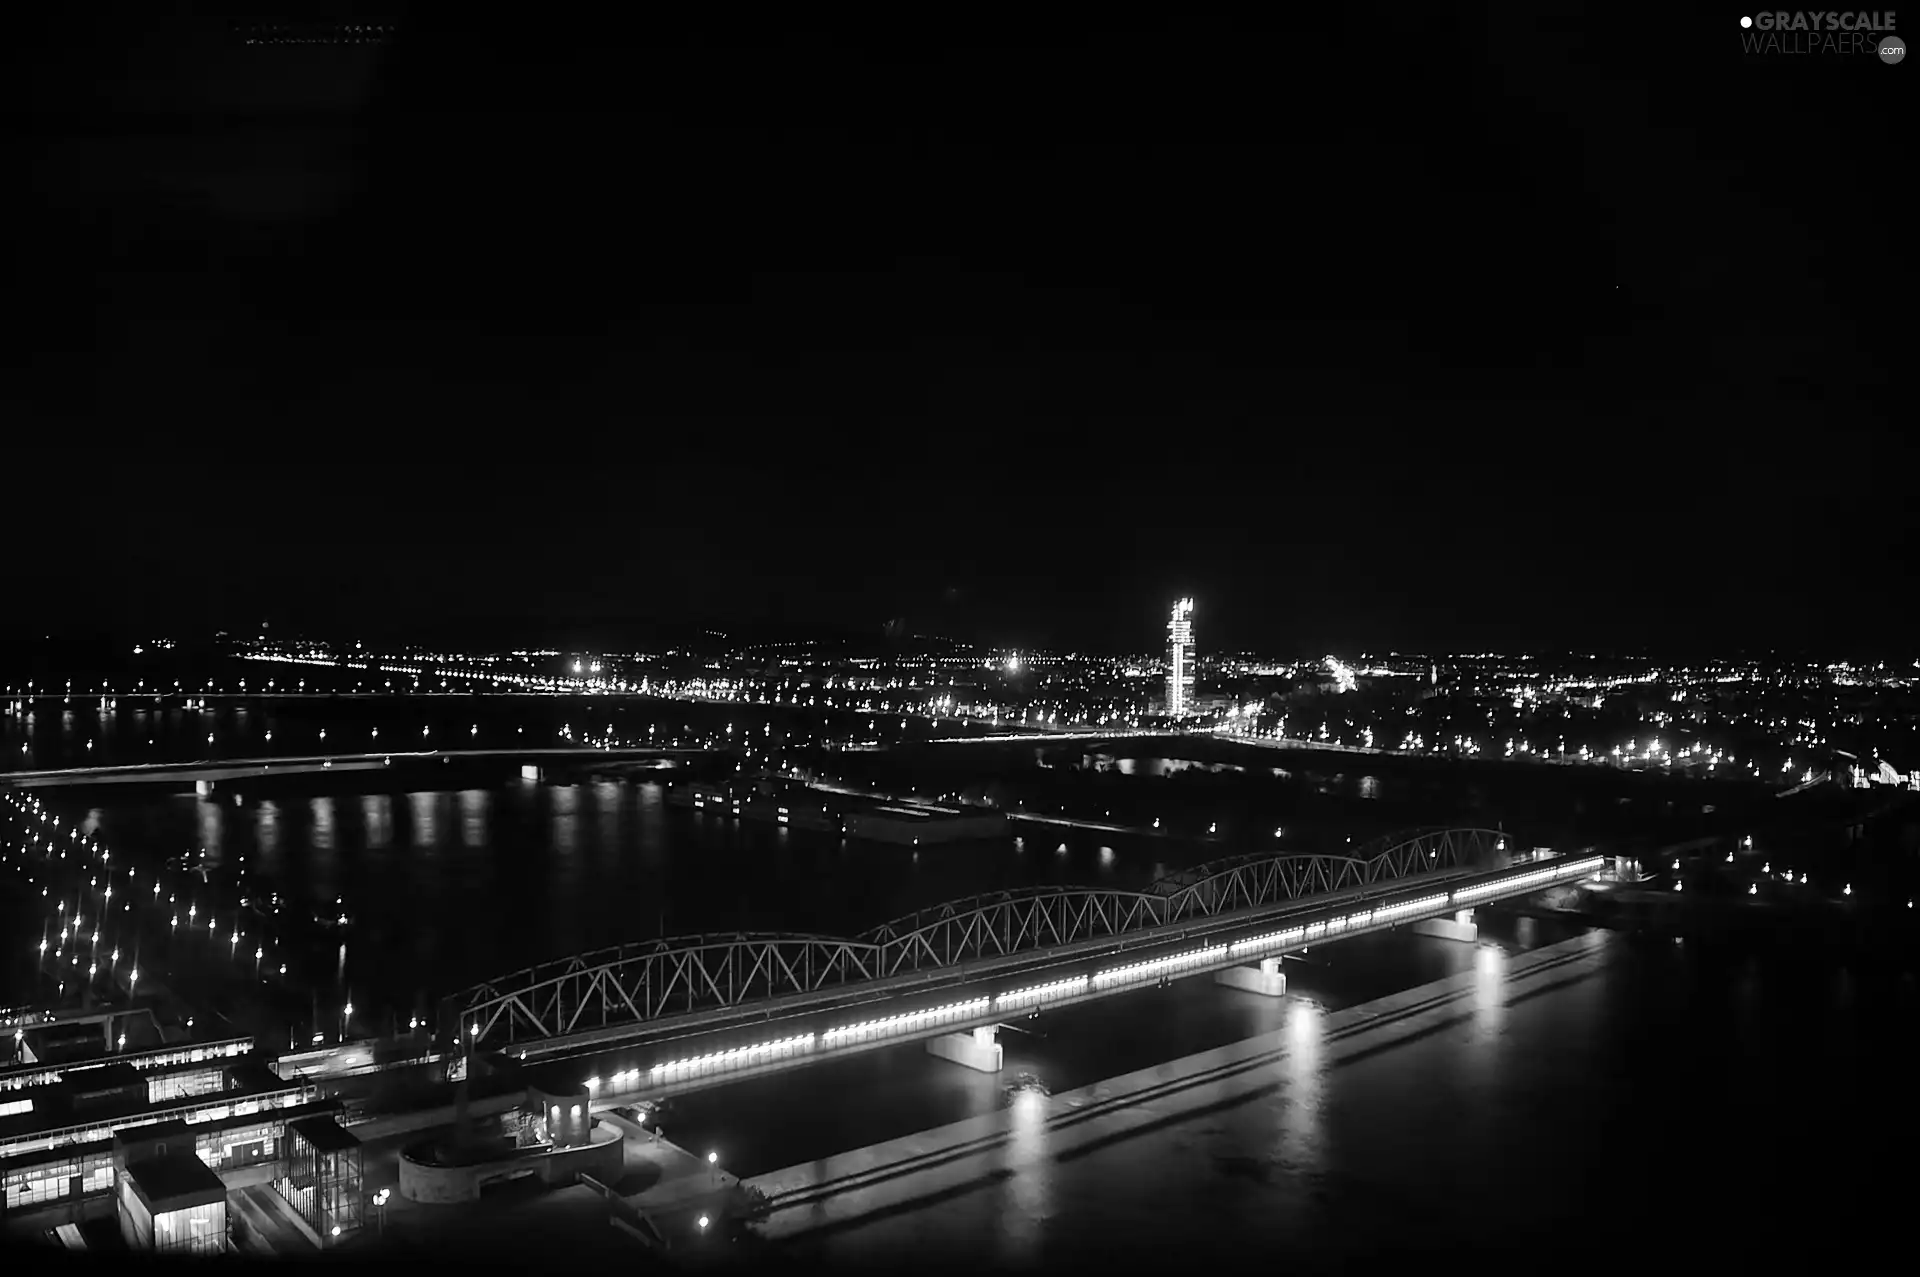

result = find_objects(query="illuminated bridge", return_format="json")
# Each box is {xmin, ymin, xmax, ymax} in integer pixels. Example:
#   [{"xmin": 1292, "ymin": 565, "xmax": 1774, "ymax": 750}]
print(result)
[
  {"xmin": 0, "ymin": 747, "xmax": 721, "ymax": 789},
  {"xmin": 442, "ymin": 829, "xmax": 1608, "ymax": 1099}
]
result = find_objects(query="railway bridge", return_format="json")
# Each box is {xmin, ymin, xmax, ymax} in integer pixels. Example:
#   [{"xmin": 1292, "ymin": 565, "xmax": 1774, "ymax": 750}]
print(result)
[{"xmin": 440, "ymin": 828, "xmax": 1607, "ymax": 1099}]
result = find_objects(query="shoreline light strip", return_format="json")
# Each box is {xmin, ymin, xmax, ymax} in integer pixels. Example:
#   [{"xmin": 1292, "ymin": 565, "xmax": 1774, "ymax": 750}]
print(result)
[{"xmin": 615, "ymin": 857, "xmax": 1606, "ymax": 1088}]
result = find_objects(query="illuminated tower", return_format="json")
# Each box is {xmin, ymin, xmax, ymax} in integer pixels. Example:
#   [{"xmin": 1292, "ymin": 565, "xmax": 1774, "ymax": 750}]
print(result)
[{"xmin": 1166, "ymin": 598, "xmax": 1195, "ymax": 717}]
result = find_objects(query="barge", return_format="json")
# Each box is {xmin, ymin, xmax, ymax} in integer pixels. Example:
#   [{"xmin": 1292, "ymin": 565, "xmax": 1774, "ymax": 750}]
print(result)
[
  {"xmin": 668, "ymin": 778, "xmax": 1011, "ymax": 845},
  {"xmin": 667, "ymin": 779, "xmax": 839, "ymax": 831}
]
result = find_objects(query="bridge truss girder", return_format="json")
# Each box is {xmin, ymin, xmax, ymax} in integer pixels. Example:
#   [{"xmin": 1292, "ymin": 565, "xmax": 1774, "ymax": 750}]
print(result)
[{"xmin": 453, "ymin": 932, "xmax": 882, "ymax": 1048}]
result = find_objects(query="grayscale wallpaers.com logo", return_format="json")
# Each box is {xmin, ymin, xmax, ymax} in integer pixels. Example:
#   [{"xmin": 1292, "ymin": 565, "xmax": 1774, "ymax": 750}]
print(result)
[{"xmin": 1738, "ymin": 12, "xmax": 1904, "ymax": 59}]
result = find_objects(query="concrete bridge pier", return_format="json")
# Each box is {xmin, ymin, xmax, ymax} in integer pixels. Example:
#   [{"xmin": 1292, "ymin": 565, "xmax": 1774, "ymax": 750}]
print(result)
[
  {"xmin": 520, "ymin": 765, "xmax": 543, "ymax": 781},
  {"xmin": 1215, "ymin": 957, "xmax": 1287, "ymax": 996},
  {"xmin": 926, "ymin": 1026, "xmax": 1003, "ymax": 1073},
  {"xmin": 195, "ymin": 780, "xmax": 213, "ymax": 797},
  {"xmin": 1412, "ymin": 909, "xmax": 1478, "ymax": 942}
]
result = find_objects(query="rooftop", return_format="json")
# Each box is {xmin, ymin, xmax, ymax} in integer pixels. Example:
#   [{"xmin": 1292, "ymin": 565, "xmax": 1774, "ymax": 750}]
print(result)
[
  {"xmin": 126, "ymin": 1151, "xmax": 226, "ymax": 1210},
  {"xmin": 289, "ymin": 1114, "xmax": 360, "ymax": 1154},
  {"xmin": 114, "ymin": 1117, "xmax": 190, "ymax": 1152},
  {"xmin": 67, "ymin": 1061, "xmax": 142, "ymax": 1096}
]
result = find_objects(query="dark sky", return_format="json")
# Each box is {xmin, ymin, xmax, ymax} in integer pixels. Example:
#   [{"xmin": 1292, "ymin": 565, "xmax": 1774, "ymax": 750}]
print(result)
[{"xmin": 15, "ymin": 7, "xmax": 1911, "ymax": 656}]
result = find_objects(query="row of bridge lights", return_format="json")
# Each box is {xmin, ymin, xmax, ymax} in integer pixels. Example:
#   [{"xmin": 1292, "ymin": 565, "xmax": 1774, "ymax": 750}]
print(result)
[{"xmin": 552, "ymin": 857, "xmax": 1608, "ymax": 1094}]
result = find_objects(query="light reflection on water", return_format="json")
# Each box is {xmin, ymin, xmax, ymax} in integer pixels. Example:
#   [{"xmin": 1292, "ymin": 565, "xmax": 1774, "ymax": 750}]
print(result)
[
  {"xmin": 551, "ymin": 784, "xmax": 579, "ymax": 856},
  {"xmin": 1277, "ymin": 998, "xmax": 1326, "ymax": 1177},
  {"xmin": 1001, "ymin": 1087, "xmax": 1052, "ymax": 1262},
  {"xmin": 458, "ymin": 789, "xmax": 488, "ymax": 849},
  {"xmin": 196, "ymin": 797, "xmax": 223, "ymax": 861},
  {"xmin": 310, "ymin": 796, "xmax": 335, "ymax": 852},
  {"xmin": 362, "ymin": 794, "xmax": 392, "ymax": 850},
  {"xmin": 1473, "ymin": 942, "xmax": 1508, "ymax": 1027},
  {"xmin": 594, "ymin": 780, "xmax": 622, "ymax": 860},
  {"xmin": 409, "ymin": 791, "xmax": 439, "ymax": 850}
]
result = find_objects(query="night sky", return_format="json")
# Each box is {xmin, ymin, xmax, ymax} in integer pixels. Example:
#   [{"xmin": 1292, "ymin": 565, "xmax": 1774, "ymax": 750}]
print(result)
[{"xmin": 17, "ymin": 8, "xmax": 1910, "ymax": 655}]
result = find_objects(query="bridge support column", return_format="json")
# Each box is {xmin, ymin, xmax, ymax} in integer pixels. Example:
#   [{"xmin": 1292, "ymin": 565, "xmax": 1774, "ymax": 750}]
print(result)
[
  {"xmin": 926, "ymin": 1026, "xmax": 1002, "ymax": 1073},
  {"xmin": 1215, "ymin": 957, "xmax": 1287, "ymax": 996},
  {"xmin": 1412, "ymin": 909, "xmax": 1478, "ymax": 942},
  {"xmin": 194, "ymin": 780, "xmax": 213, "ymax": 797},
  {"xmin": 520, "ymin": 765, "xmax": 543, "ymax": 781}
]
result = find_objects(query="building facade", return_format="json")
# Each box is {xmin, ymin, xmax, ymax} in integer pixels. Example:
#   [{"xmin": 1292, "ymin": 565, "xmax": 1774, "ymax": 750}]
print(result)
[{"xmin": 1167, "ymin": 598, "xmax": 1196, "ymax": 717}]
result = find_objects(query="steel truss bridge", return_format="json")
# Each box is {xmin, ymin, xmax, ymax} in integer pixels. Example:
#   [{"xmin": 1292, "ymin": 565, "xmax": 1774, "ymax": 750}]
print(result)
[{"xmin": 446, "ymin": 827, "xmax": 1513, "ymax": 1052}]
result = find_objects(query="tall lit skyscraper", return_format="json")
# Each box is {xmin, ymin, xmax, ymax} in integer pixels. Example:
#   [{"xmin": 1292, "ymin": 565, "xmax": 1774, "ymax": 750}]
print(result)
[{"xmin": 1167, "ymin": 597, "xmax": 1195, "ymax": 717}]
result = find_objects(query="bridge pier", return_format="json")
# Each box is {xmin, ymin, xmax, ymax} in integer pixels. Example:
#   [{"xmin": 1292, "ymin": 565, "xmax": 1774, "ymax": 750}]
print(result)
[
  {"xmin": 1411, "ymin": 909, "xmax": 1478, "ymax": 943},
  {"xmin": 926, "ymin": 1026, "xmax": 1003, "ymax": 1073},
  {"xmin": 194, "ymin": 780, "xmax": 213, "ymax": 797},
  {"xmin": 520, "ymin": 765, "xmax": 543, "ymax": 781},
  {"xmin": 1214, "ymin": 957, "xmax": 1287, "ymax": 996}
]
